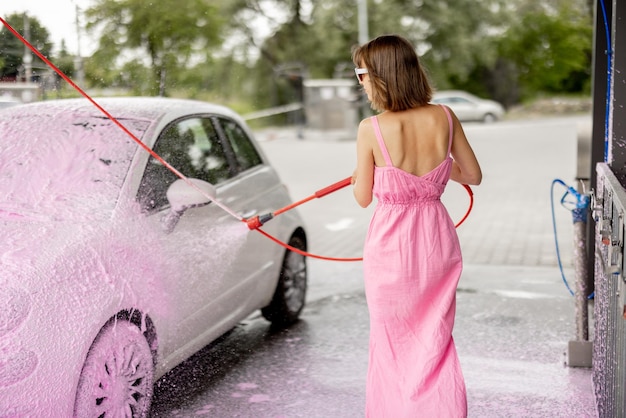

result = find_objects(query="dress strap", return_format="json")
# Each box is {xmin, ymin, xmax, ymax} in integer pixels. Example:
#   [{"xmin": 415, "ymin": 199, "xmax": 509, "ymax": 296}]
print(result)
[
  {"xmin": 371, "ymin": 116, "xmax": 394, "ymax": 167},
  {"xmin": 440, "ymin": 105, "xmax": 454, "ymax": 154}
]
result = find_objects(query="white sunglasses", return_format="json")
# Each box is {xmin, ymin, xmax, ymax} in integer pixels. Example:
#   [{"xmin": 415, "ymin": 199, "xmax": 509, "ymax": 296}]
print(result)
[{"xmin": 354, "ymin": 67, "xmax": 368, "ymax": 82}]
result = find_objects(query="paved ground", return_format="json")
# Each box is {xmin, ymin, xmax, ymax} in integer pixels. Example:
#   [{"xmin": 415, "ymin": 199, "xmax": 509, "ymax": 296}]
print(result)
[{"xmin": 255, "ymin": 115, "xmax": 598, "ymax": 417}]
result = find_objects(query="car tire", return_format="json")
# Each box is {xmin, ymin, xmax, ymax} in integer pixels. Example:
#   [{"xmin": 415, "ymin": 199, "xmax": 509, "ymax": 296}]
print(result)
[
  {"xmin": 262, "ymin": 234, "xmax": 307, "ymax": 327},
  {"xmin": 483, "ymin": 113, "xmax": 497, "ymax": 123},
  {"xmin": 73, "ymin": 320, "xmax": 155, "ymax": 418}
]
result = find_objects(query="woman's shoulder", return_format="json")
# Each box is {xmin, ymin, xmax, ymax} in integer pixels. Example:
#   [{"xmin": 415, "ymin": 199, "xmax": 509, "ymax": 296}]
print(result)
[
  {"xmin": 377, "ymin": 105, "xmax": 443, "ymax": 126},
  {"xmin": 380, "ymin": 104, "xmax": 440, "ymax": 117},
  {"xmin": 357, "ymin": 116, "xmax": 374, "ymax": 135},
  {"xmin": 359, "ymin": 115, "xmax": 375, "ymax": 127},
  {"xmin": 357, "ymin": 116, "xmax": 378, "ymax": 145}
]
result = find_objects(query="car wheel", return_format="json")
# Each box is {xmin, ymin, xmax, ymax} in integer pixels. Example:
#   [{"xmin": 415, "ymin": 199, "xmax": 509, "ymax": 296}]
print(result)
[
  {"xmin": 262, "ymin": 235, "xmax": 307, "ymax": 327},
  {"xmin": 73, "ymin": 320, "xmax": 155, "ymax": 418},
  {"xmin": 483, "ymin": 113, "xmax": 497, "ymax": 123}
]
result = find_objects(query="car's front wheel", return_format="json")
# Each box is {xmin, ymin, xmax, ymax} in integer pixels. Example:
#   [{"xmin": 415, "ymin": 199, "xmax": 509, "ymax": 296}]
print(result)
[
  {"xmin": 73, "ymin": 320, "xmax": 155, "ymax": 418},
  {"xmin": 483, "ymin": 112, "xmax": 498, "ymax": 123},
  {"xmin": 262, "ymin": 234, "xmax": 307, "ymax": 327}
]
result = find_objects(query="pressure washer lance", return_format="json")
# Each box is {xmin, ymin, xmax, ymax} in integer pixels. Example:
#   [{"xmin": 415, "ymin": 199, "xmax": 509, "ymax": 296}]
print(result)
[{"xmin": 246, "ymin": 176, "xmax": 353, "ymax": 230}]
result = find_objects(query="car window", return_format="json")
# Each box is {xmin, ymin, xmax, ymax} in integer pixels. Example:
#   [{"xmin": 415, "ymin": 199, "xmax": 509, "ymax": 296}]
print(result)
[
  {"xmin": 216, "ymin": 117, "xmax": 262, "ymax": 173},
  {"xmin": 435, "ymin": 97, "xmax": 471, "ymax": 105},
  {"xmin": 137, "ymin": 117, "xmax": 232, "ymax": 212}
]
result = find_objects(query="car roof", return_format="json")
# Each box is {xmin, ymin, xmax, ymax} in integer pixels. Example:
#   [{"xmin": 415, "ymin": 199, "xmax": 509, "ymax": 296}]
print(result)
[
  {"xmin": 0, "ymin": 96, "xmax": 242, "ymax": 123},
  {"xmin": 432, "ymin": 90, "xmax": 477, "ymax": 98}
]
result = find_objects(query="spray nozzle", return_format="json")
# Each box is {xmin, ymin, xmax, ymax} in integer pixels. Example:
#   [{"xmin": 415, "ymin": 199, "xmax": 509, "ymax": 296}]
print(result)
[{"xmin": 246, "ymin": 213, "xmax": 274, "ymax": 230}]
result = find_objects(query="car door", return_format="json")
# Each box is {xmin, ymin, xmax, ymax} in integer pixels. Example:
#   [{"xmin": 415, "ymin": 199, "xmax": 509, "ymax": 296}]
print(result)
[
  {"xmin": 136, "ymin": 116, "xmax": 256, "ymax": 357},
  {"xmin": 137, "ymin": 115, "xmax": 286, "ymax": 356},
  {"xmin": 211, "ymin": 116, "xmax": 282, "ymax": 294}
]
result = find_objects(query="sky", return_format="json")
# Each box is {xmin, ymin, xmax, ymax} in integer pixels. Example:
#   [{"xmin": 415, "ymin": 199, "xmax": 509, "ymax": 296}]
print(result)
[
  {"xmin": 1, "ymin": 0, "xmax": 96, "ymax": 56},
  {"xmin": 1, "ymin": 0, "xmax": 281, "ymax": 61}
]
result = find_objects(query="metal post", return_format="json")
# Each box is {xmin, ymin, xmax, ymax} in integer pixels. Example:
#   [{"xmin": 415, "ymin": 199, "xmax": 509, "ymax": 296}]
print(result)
[
  {"xmin": 23, "ymin": 14, "xmax": 32, "ymax": 83},
  {"xmin": 74, "ymin": 4, "xmax": 85, "ymax": 86},
  {"xmin": 608, "ymin": 0, "xmax": 626, "ymax": 182},
  {"xmin": 592, "ymin": 0, "xmax": 626, "ymax": 414},
  {"xmin": 357, "ymin": 0, "xmax": 369, "ymax": 45},
  {"xmin": 589, "ymin": 0, "xmax": 613, "ymax": 316},
  {"xmin": 573, "ymin": 205, "xmax": 589, "ymax": 341},
  {"xmin": 568, "ymin": 192, "xmax": 593, "ymax": 367}
]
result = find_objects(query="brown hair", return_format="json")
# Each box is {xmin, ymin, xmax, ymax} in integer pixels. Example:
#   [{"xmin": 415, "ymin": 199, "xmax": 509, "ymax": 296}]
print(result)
[{"xmin": 352, "ymin": 34, "xmax": 432, "ymax": 112}]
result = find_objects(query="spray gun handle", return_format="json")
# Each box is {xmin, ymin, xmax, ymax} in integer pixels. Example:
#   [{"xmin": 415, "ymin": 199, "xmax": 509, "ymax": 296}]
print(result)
[{"xmin": 314, "ymin": 177, "xmax": 352, "ymax": 198}]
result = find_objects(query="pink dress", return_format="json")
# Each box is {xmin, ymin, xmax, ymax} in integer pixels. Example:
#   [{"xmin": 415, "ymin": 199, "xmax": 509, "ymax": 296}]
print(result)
[{"xmin": 363, "ymin": 105, "xmax": 467, "ymax": 417}]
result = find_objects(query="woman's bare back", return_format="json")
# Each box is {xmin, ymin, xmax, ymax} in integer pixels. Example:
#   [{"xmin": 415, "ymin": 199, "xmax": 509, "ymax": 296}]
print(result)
[{"xmin": 373, "ymin": 105, "xmax": 450, "ymax": 177}]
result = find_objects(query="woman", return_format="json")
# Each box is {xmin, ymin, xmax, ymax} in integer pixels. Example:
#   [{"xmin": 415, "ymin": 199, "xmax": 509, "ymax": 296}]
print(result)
[{"xmin": 351, "ymin": 35, "xmax": 482, "ymax": 417}]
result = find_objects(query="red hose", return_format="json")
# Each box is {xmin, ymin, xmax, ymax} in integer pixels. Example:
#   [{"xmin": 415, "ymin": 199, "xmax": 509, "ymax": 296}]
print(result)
[
  {"xmin": 274, "ymin": 177, "xmax": 352, "ymax": 216},
  {"xmin": 246, "ymin": 177, "xmax": 352, "ymax": 230},
  {"xmin": 454, "ymin": 184, "xmax": 474, "ymax": 228},
  {"xmin": 255, "ymin": 228, "xmax": 363, "ymax": 262},
  {"xmin": 254, "ymin": 182, "xmax": 474, "ymax": 262}
]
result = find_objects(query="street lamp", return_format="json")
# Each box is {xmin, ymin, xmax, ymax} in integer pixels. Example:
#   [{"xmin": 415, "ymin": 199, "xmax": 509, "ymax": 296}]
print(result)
[
  {"xmin": 23, "ymin": 13, "xmax": 32, "ymax": 82},
  {"xmin": 358, "ymin": 0, "xmax": 369, "ymax": 45}
]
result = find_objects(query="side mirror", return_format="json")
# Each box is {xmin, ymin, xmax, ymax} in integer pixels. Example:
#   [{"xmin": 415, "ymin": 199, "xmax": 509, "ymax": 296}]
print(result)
[
  {"xmin": 162, "ymin": 178, "xmax": 216, "ymax": 233},
  {"xmin": 167, "ymin": 178, "xmax": 216, "ymax": 213}
]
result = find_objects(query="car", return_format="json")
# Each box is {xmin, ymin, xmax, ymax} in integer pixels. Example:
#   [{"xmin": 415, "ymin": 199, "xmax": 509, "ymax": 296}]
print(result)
[
  {"xmin": 0, "ymin": 97, "xmax": 21, "ymax": 110},
  {"xmin": 431, "ymin": 90, "xmax": 505, "ymax": 123},
  {"xmin": 0, "ymin": 97, "xmax": 308, "ymax": 417}
]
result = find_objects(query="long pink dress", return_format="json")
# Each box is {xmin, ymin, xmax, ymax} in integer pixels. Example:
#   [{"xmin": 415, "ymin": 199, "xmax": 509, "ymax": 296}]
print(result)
[{"xmin": 363, "ymin": 105, "xmax": 467, "ymax": 417}]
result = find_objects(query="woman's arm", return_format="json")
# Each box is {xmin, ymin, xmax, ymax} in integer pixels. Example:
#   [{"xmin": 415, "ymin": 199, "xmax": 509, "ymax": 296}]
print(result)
[
  {"xmin": 353, "ymin": 119, "xmax": 375, "ymax": 207},
  {"xmin": 449, "ymin": 111, "xmax": 482, "ymax": 186}
]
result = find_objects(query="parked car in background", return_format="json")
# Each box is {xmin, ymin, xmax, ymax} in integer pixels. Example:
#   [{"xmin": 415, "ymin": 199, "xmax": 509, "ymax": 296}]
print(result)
[
  {"xmin": 0, "ymin": 97, "xmax": 308, "ymax": 417},
  {"xmin": 432, "ymin": 90, "xmax": 505, "ymax": 123},
  {"xmin": 0, "ymin": 97, "xmax": 21, "ymax": 110}
]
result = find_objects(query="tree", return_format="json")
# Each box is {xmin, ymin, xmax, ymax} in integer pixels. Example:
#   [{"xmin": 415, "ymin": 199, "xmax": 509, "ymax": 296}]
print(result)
[
  {"xmin": 0, "ymin": 13, "xmax": 53, "ymax": 81},
  {"xmin": 242, "ymin": 0, "xmax": 512, "ymax": 92},
  {"xmin": 494, "ymin": 0, "xmax": 592, "ymax": 103},
  {"xmin": 369, "ymin": 0, "xmax": 511, "ymax": 91},
  {"xmin": 84, "ymin": 0, "xmax": 224, "ymax": 96},
  {"xmin": 74, "ymin": 0, "xmax": 593, "ymax": 110},
  {"xmin": 56, "ymin": 40, "xmax": 76, "ymax": 79}
]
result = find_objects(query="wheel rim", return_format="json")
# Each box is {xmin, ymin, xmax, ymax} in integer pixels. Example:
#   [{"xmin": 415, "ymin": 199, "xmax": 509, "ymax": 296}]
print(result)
[
  {"xmin": 283, "ymin": 247, "xmax": 307, "ymax": 313},
  {"xmin": 74, "ymin": 321, "xmax": 154, "ymax": 418},
  {"xmin": 484, "ymin": 113, "xmax": 496, "ymax": 123}
]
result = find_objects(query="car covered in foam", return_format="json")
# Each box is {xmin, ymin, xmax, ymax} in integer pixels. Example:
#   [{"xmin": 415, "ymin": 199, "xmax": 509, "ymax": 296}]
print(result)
[{"xmin": 0, "ymin": 97, "xmax": 308, "ymax": 417}]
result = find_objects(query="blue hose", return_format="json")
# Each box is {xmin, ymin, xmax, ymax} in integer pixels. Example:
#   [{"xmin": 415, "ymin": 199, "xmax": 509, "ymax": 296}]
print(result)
[
  {"xmin": 549, "ymin": 0, "xmax": 611, "ymax": 299},
  {"xmin": 551, "ymin": 179, "xmax": 593, "ymax": 299}
]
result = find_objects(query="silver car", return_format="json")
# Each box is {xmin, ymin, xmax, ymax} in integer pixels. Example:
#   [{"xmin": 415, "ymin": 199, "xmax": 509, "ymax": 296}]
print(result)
[
  {"xmin": 0, "ymin": 98, "xmax": 21, "ymax": 110},
  {"xmin": 0, "ymin": 97, "xmax": 307, "ymax": 416},
  {"xmin": 432, "ymin": 90, "xmax": 505, "ymax": 123}
]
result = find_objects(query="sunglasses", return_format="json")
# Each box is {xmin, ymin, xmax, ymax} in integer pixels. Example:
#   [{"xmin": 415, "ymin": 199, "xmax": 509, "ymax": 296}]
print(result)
[{"xmin": 354, "ymin": 67, "xmax": 368, "ymax": 82}]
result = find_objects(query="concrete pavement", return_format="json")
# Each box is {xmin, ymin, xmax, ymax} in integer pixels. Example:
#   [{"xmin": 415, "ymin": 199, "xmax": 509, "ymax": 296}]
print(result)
[{"xmin": 255, "ymin": 115, "xmax": 597, "ymax": 417}]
